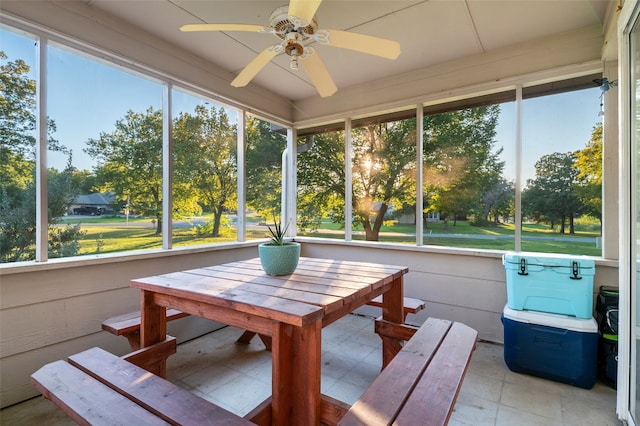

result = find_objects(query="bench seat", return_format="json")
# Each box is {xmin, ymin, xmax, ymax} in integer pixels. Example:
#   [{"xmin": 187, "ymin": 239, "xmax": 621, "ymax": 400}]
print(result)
[
  {"xmin": 366, "ymin": 295, "xmax": 425, "ymax": 316},
  {"xmin": 338, "ymin": 317, "xmax": 478, "ymax": 426},
  {"xmin": 31, "ymin": 346, "xmax": 253, "ymax": 426},
  {"xmin": 102, "ymin": 308, "xmax": 189, "ymax": 350},
  {"xmin": 103, "ymin": 297, "xmax": 426, "ymax": 351}
]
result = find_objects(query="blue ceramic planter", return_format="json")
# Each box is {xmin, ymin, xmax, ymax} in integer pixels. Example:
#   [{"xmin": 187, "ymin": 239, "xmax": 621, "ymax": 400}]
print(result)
[{"xmin": 258, "ymin": 242, "xmax": 301, "ymax": 275}]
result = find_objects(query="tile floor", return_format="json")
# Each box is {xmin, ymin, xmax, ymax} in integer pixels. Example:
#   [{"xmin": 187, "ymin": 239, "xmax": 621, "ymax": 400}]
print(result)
[{"xmin": 0, "ymin": 313, "xmax": 622, "ymax": 425}]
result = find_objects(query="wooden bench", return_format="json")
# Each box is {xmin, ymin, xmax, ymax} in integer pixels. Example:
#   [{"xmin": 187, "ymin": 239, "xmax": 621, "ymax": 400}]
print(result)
[
  {"xmin": 337, "ymin": 317, "xmax": 478, "ymax": 426},
  {"xmin": 31, "ymin": 345, "xmax": 254, "ymax": 426},
  {"xmin": 103, "ymin": 296, "xmax": 426, "ymax": 351}
]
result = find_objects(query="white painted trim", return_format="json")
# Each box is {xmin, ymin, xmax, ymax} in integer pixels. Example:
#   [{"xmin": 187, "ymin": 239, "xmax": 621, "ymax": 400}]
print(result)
[
  {"xmin": 285, "ymin": 127, "xmax": 297, "ymax": 237},
  {"xmin": 237, "ymin": 110, "xmax": 247, "ymax": 242},
  {"xmin": 345, "ymin": 118, "xmax": 353, "ymax": 241},
  {"xmin": 293, "ymin": 59, "xmax": 604, "ymax": 129},
  {"xmin": 617, "ymin": 0, "xmax": 639, "ymax": 421},
  {"xmin": 514, "ymin": 85, "xmax": 523, "ymax": 252},
  {"xmin": 416, "ymin": 105, "xmax": 424, "ymax": 246},
  {"xmin": 35, "ymin": 35, "xmax": 47, "ymax": 262},
  {"xmin": 162, "ymin": 83, "xmax": 172, "ymax": 249}
]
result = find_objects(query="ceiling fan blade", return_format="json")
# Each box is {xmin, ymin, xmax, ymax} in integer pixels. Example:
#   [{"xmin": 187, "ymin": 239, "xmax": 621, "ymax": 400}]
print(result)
[
  {"xmin": 323, "ymin": 29, "xmax": 401, "ymax": 60},
  {"xmin": 231, "ymin": 47, "xmax": 279, "ymax": 88},
  {"xmin": 180, "ymin": 23, "xmax": 271, "ymax": 33},
  {"xmin": 288, "ymin": 0, "xmax": 323, "ymax": 24},
  {"xmin": 300, "ymin": 48, "xmax": 337, "ymax": 98}
]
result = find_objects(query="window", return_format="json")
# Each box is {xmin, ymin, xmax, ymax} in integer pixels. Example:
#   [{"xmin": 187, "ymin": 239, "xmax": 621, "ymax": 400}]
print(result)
[
  {"xmin": 422, "ymin": 99, "xmax": 515, "ymax": 250},
  {"xmin": 1, "ymin": 27, "xmax": 38, "ymax": 262},
  {"xmin": 0, "ymin": 18, "xmax": 605, "ymax": 263},
  {"xmin": 351, "ymin": 117, "xmax": 417, "ymax": 243},
  {"xmin": 521, "ymin": 87, "xmax": 602, "ymax": 256},
  {"xmin": 47, "ymin": 43, "xmax": 163, "ymax": 257},
  {"xmin": 297, "ymin": 127, "xmax": 346, "ymax": 239},
  {"xmin": 171, "ymin": 89, "xmax": 238, "ymax": 246},
  {"xmin": 245, "ymin": 116, "xmax": 286, "ymax": 240}
]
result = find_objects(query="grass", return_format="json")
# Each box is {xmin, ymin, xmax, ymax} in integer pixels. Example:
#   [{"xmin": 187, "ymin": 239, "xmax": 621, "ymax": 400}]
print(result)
[{"xmin": 55, "ymin": 216, "xmax": 602, "ymax": 257}]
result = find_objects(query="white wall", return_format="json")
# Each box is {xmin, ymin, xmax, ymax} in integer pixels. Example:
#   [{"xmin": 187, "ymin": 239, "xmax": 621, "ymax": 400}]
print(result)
[
  {"xmin": 0, "ymin": 244, "xmax": 257, "ymax": 408},
  {"xmin": 301, "ymin": 239, "xmax": 620, "ymax": 343},
  {"xmin": 0, "ymin": 240, "xmax": 620, "ymax": 408}
]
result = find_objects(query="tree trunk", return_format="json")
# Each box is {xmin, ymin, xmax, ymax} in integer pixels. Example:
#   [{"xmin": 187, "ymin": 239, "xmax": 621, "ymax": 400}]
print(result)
[
  {"xmin": 569, "ymin": 215, "xmax": 575, "ymax": 234},
  {"xmin": 155, "ymin": 218, "xmax": 162, "ymax": 235},
  {"xmin": 212, "ymin": 205, "xmax": 223, "ymax": 237}
]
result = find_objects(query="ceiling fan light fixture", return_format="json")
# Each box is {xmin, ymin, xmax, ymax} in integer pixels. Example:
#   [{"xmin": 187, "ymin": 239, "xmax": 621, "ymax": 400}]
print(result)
[
  {"xmin": 285, "ymin": 32, "xmax": 305, "ymax": 71},
  {"xmin": 290, "ymin": 56, "xmax": 299, "ymax": 70}
]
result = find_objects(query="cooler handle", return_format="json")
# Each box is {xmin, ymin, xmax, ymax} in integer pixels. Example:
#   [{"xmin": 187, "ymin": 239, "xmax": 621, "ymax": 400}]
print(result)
[
  {"xmin": 570, "ymin": 260, "xmax": 582, "ymax": 280},
  {"xmin": 518, "ymin": 258, "xmax": 528, "ymax": 276}
]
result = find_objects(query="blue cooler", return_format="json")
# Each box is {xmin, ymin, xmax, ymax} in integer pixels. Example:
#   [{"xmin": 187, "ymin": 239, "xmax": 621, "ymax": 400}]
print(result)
[
  {"xmin": 502, "ymin": 305, "xmax": 597, "ymax": 389},
  {"xmin": 503, "ymin": 252, "xmax": 595, "ymax": 318}
]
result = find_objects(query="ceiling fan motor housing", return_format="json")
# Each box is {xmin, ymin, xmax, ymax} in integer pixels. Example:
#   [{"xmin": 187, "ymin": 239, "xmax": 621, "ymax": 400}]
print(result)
[{"xmin": 270, "ymin": 5, "xmax": 317, "ymax": 40}]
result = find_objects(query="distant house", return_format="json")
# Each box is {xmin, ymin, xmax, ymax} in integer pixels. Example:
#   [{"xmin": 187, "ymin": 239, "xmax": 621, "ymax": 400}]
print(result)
[{"xmin": 69, "ymin": 192, "xmax": 115, "ymax": 215}]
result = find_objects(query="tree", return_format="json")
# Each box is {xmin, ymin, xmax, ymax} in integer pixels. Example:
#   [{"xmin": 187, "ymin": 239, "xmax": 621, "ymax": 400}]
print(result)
[
  {"xmin": 173, "ymin": 105, "xmax": 237, "ymax": 237},
  {"xmin": 296, "ymin": 106, "xmax": 503, "ymax": 241},
  {"xmin": 297, "ymin": 131, "xmax": 345, "ymax": 231},
  {"xmin": 522, "ymin": 152, "xmax": 582, "ymax": 233},
  {"xmin": 1, "ymin": 51, "xmax": 80, "ymax": 262},
  {"xmin": 85, "ymin": 108, "xmax": 164, "ymax": 234},
  {"xmin": 423, "ymin": 105, "xmax": 503, "ymax": 227},
  {"xmin": 574, "ymin": 124, "xmax": 602, "ymax": 228},
  {"xmin": 352, "ymin": 120, "xmax": 416, "ymax": 240},
  {"xmin": 245, "ymin": 117, "xmax": 287, "ymax": 219}
]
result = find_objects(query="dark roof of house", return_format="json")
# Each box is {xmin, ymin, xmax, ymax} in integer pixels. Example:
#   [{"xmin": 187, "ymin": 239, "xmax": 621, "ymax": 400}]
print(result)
[{"xmin": 75, "ymin": 192, "xmax": 115, "ymax": 205}]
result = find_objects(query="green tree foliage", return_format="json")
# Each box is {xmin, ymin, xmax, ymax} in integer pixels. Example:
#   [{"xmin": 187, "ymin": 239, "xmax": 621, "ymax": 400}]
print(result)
[
  {"xmin": 245, "ymin": 117, "xmax": 286, "ymax": 219},
  {"xmin": 574, "ymin": 124, "xmax": 603, "ymax": 226},
  {"xmin": 522, "ymin": 123, "xmax": 602, "ymax": 234},
  {"xmin": 296, "ymin": 106, "xmax": 504, "ymax": 241},
  {"xmin": 297, "ymin": 131, "xmax": 345, "ymax": 231},
  {"xmin": 173, "ymin": 105, "xmax": 237, "ymax": 237},
  {"xmin": 85, "ymin": 108, "xmax": 164, "ymax": 234},
  {"xmin": 1, "ymin": 51, "xmax": 36, "ymax": 156},
  {"xmin": 424, "ymin": 105, "xmax": 504, "ymax": 226},
  {"xmin": 352, "ymin": 120, "xmax": 417, "ymax": 240},
  {"xmin": 1, "ymin": 51, "xmax": 81, "ymax": 262},
  {"xmin": 523, "ymin": 152, "xmax": 582, "ymax": 233}
]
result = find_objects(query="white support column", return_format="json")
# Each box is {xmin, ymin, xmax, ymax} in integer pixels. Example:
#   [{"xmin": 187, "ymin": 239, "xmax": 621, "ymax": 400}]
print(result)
[
  {"xmin": 514, "ymin": 85, "xmax": 523, "ymax": 252},
  {"xmin": 35, "ymin": 36, "xmax": 48, "ymax": 262},
  {"xmin": 162, "ymin": 83, "xmax": 173, "ymax": 249},
  {"xmin": 237, "ymin": 110, "xmax": 247, "ymax": 242},
  {"xmin": 345, "ymin": 118, "xmax": 353, "ymax": 241},
  {"xmin": 285, "ymin": 127, "xmax": 297, "ymax": 237},
  {"xmin": 602, "ymin": 60, "xmax": 619, "ymax": 260},
  {"xmin": 416, "ymin": 104, "xmax": 424, "ymax": 246}
]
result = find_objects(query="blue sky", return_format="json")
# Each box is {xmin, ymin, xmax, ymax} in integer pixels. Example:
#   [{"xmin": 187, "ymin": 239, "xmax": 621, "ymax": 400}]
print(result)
[{"xmin": 2, "ymin": 27, "xmax": 602, "ymax": 183}]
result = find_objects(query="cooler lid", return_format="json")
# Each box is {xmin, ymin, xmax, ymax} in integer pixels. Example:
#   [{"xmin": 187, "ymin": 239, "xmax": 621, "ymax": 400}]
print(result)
[
  {"xmin": 502, "ymin": 305, "xmax": 597, "ymax": 333},
  {"xmin": 502, "ymin": 251, "xmax": 595, "ymax": 270}
]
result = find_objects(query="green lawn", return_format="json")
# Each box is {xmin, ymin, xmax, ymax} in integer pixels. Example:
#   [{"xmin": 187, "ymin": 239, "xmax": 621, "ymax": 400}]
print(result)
[{"xmin": 54, "ymin": 216, "xmax": 602, "ymax": 257}]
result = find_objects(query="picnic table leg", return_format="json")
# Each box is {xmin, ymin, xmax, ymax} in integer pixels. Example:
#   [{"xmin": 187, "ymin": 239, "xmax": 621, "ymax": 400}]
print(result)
[
  {"xmin": 139, "ymin": 290, "xmax": 167, "ymax": 377},
  {"xmin": 271, "ymin": 320, "xmax": 322, "ymax": 426},
  {"xmin": 381, "ymin": 275, "xmax": 405, "ymax": 369}
]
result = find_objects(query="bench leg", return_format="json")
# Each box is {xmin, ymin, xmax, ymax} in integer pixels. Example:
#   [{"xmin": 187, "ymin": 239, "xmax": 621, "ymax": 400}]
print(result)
[
  {"xmin": 237, "ymin": 331, "xmax": 272, "ymax": 351},
  {"xmin": 123, "ymin": 331, "xmax": 141, "ymax": 351},
  {"xmin": 237, "ymin": 330, "xmax": 257, "ymax": 344}
]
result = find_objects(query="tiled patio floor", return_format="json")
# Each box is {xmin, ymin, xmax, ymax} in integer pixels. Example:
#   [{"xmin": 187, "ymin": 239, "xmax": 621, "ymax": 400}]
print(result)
[{"xmin": 0, "ymin": 313, "xmax": 622, "ymax": 425}]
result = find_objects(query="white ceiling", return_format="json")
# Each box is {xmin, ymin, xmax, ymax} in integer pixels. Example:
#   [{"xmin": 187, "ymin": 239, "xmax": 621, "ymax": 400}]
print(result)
[{"xmin": 83, "ymin": 0, "xmax": 615, "ymax": 102}]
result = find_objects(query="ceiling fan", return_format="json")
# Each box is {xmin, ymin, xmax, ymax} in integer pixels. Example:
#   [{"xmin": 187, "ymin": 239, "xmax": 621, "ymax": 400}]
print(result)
[{"xmin": 180, "ymin": 0, "xmax": 401, "ymax": 98}]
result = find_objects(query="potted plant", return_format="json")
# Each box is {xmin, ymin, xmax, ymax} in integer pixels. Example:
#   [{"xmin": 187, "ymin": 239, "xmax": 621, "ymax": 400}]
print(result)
[{"xmin": 258, "ymin": 219, "xmax": 300, "ymax": 275}]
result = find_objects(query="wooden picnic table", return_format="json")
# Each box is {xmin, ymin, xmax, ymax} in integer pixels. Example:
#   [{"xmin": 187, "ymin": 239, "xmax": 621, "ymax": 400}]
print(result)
[{"xmin": 131, "ymin": 257, "xmax": 409, "ymax": 426}]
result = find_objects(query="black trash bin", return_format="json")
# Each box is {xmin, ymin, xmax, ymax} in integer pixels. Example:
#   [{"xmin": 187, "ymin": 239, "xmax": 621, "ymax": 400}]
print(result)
[{"xmin": 596, "ymin": 286, "xmax": 619, "ymax": 389}]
